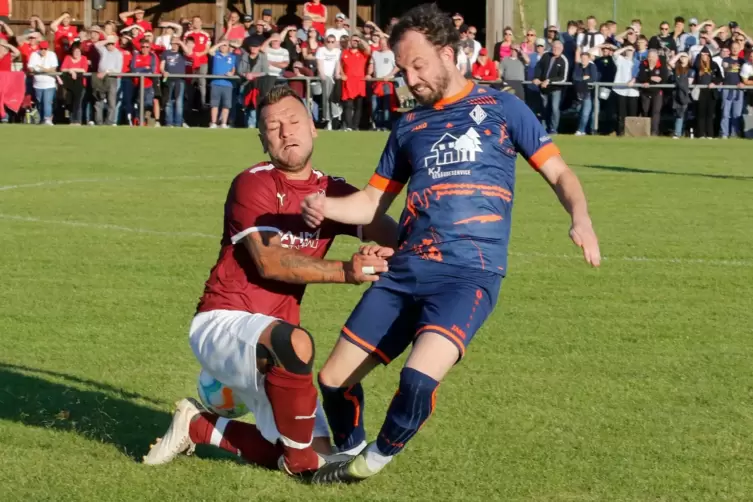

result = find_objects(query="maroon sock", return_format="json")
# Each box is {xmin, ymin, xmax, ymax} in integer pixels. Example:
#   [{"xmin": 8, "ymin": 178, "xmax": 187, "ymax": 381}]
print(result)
[
  {"xmin": 189, "ymin": 412, "xmax": 281, "ymax": 469},
  {"xmin": 264, "ymin": 367, "xmax": 320, "ymax": 473}
]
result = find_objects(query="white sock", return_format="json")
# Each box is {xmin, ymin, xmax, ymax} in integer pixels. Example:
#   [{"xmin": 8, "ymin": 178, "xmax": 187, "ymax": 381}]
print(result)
[
  {"xmin": 363, "ymin": 442, "xmax": 393, "ymax": 472},
  {"xmin": 339, "ymin": 440, "xmax": 367, "ymax": 457}
]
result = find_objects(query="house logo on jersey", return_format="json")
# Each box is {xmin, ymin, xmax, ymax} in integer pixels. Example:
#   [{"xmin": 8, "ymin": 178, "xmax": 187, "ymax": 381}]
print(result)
[
  {"xmin": 280, "ymin": 228, "xmax": 321, "ymax": 250},
  {"xmin": 424, "ymin": 128, "xmax": 482, "ymax": 179}
]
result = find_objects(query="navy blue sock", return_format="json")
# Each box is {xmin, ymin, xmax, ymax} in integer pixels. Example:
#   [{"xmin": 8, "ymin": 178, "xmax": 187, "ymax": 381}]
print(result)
[
  {"xmin": 376, "ymin": 367, "xmax": 439, "ymax": 456},
  {"xmin": 318, "ymin": 376, "xmax": 366, "ymax": 452}
]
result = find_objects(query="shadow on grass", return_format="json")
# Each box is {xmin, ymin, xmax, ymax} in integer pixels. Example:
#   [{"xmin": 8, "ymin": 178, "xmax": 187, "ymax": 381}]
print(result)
[
  {"xmin": 577, "ymin": 164, "xmax": 753, "ymax": 181},
  {"xmin": 0, "ymin": 363, "xmax": 169, "ymax": 461}
]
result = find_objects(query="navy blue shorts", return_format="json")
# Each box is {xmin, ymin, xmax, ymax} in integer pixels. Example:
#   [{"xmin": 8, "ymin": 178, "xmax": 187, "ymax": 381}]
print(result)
[{"xmin": 341, "ymin": 261, "xmax": 502, "ymax": 364}]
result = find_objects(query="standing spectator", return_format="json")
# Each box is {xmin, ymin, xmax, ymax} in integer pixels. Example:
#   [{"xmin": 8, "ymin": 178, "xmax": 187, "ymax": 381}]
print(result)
[
  {"xmin": 604, "ymin": 21, "xmax": 620, "ymax": 46},
  {"xmin": 713, "ymin": 24, "xmax": 732, "ymax": 51},
  {"xmin": 685, "ymin": 19, "xmax": 700, "ymax": 49},
  {"xmin": 183, "ymin": 17, "xmax": 211, "ymax": 108},
  {"xmin": 633, "ymin": 36, "xmax": 649, "ymax": 70},
  {"xmin": 466, "ymin": 26, "xmax": 482, "ymax": 64},
  {"xmin": 156, "ymin": 22, "xmax": 182, "ymax": 49},
  {"xmin": 672, "ymin": 17, "xmax": 691, "ymax": 53},
  {"xmin": 741, "ymin": 51, "xmax": 753, "ymax": 86},
  {"xmin": 260, "ymin": 9, "xmax": 278, "ymax": 32},
  {"xmin": 339, "ymin": 34, "xmax": 350, "ymax": 51},
  {"xmin": 631, "ymin": 19, "xmax": 643, "ymax": 36},
  {"xmin": 521, "ymin": 29, "xmax": 537, "ymax": 56},
  {"xmin": 500, "ymin": 46, "xmax": 526, "ymax": 96},
  {"xmin": 561, "ymin": 21, "xmax": 579, "ymax": 64},
  {"xmin": 93, "ymin": 35, "xmax": 122, "ymax": 126},
  {"xmin": 368, "ymin": 35, "xmax": 397, "ymax": 130},
  {"xmin": 116, "ymin": 33, "xmax": 134, "ymax": 125},
  {"xmin": 0, "ymin": 37, "xmax": 19, "ymax": 70},
  {"xmin": 251, "ymin": 19, "xmax": 272, "ymax": 39},
  {"xmin": 573, "ymin": 51, "xmax": 599, "ymax": 135},
  {"xmin": 493, "ymin": 27, "xmax": 514, "ymax": 63},
  {"xmin": 237, "ymin": 35, "xmax": 269, "ymax": 127},
  {"xmin": 472, "ymin": 48, "xmax": 499, "ymax": 81},
  {"xmin": 298, "ymin": 16, "xmax": 315, "ymax": 43},
  {"xmin": 131, "ymin": 39, "xmax": 160, "ymax": 126},
  {"xmin": 533, "ymin": 40, "xmax": 569, "ymax": 134},
  {"xmin": 612, "ymin": 45, "xmax": 639, "ymax": 136},
  {"xmin": 544, "ymin": 25, "xmax": 559, "ymax": 51},
  {"xmin": 326, "ymin": 13, "xmax": 349, "ymax": 42},
  {"xmin": 281, "ymin": 26, "xmax": 301, "ymax": 71},
  {"xmin": 0, "ymin": 18, "xmax": 15, "ymax": 41},
  {"xmin": 263, "ymin": 33, "xmax": 290, "ymax": 79},
  {"xmin": 27, "ymin": 41, "xmax": 58, "ymax": 125},
  {"xmin": 720, "ymin": 42, "xmax": 745, "ymax": 139},
  {"xmin": 594, "ymin": 44, "xmax": 617, "ymax": 133},
  {"xmin": 452, "ymin": 13, "xmax": 464, "ymax": 31},
  {"xmin": 648, "ymin": 21, "xmax": 677, "ymax": 62},
  {"xmin": 316, "ymin": 33, "xmax": 341, "ymax": 129},
  {"xmin": 668, "ymin": 52, "xmax": 693, "ymax": 139},
  {"xmin": 160, "ymin": 37, "xmax": 188, "ymax": 127},
  {"xmin": 636, "ymin": 49, "xmax": 668, "ymax": 136},
  {"xmin": 693, "ymin": 47, "xmax": 723, "ymax": 138},
  {"xmin": 50, "ymin": 12, "xmax": 78, "ymax": 62},
  {"xmin": 301, "ymin": 26, "xmax": 321, "ymax": 71},
  {"xmin": 689, "ymin": 30, "xmax": 718, "ymax": 64},
  {"xmin": 18, "ymin": 31, "xmax": 42, "ymax": 72},
  {"xmin": 456, "ymin": 36, "xmax": 469, "ymax": 76},
  {"xmin": 524, "ymin": 38, "xmax": 547, "ymax": 118},
  {"xmin": 339, "ymin": 34, "xmax": 369, "ymax": 131},
  {"xmin": 577, "ymin": 16, "xmax": 605, "ymax": 56},
  {"xmin": 60, "ymin": 44, "xmax": 88, "ymax": 125},
  {"xmin": 120, "ymin": 7, "xmax": 153, "ymax": 32},
  {"xmin": 0, "ymin": 39, "xmax": 21, "ymax": 123},
  {"xmin": 208, "ymin": 40, "xmax": 236, "ymax": 128},
  {"xmin": 240, "ymin": 15, "xmax": 255, "ymax": 40},
  {"xmin": 304, "ymin": 0, "xmax": 327, "ymax": 37},
  {"xmin": 23, "ymin": 15, "xmax": 46, "ymax": 37},
  {"xmin": 223, "ymin": 12, "xmax": 247, "ymax": 43}
]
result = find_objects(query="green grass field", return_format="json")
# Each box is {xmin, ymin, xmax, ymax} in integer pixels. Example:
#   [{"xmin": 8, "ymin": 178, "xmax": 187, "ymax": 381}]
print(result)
[{"xmin": 1, "ymin": 127, "xmax": 752, "ymax": 501}]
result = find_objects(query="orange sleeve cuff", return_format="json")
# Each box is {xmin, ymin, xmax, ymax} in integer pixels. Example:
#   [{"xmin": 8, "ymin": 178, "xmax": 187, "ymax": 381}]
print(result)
[
  {"xmin": 368, "ymin": 173, "xmax": 405, "ymax": 194},
  {"xmin": 528, "ymin": 143, "xmax": 561, "ymax": 170}
]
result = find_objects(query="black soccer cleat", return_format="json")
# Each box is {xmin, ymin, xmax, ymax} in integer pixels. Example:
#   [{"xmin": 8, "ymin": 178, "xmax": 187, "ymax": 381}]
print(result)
[{"xmin": 310, "ymin": 454, "xmax": 377, "ymax": 485}]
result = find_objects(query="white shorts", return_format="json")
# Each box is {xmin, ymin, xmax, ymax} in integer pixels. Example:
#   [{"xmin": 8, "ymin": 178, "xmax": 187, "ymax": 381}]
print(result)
[{"xmin": 189, "ymin": 309, "xmax": 330, "ymax": 444}]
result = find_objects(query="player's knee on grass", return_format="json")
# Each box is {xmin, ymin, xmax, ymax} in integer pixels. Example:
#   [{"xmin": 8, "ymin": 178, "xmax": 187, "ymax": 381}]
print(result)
[{"xmin": 260, "ymin": 322, "xmax": 315, "ymax": 375}]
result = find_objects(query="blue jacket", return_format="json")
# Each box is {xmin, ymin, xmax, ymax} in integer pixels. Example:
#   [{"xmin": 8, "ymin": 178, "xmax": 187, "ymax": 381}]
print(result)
[{"xmin": 572, "ymin": 62, "xmax": 600, "ymax": 99}]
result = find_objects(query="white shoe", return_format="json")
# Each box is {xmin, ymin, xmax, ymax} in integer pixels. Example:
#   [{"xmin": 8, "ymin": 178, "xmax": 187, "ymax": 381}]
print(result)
[
  {"xmin": 220, "ymin": 124, "xmax": 229, "ymax": 129},
  {"xmin": 88, "ymin": 121, "xmax": 95, "ymax": 126},
  {"xmin": 142, "ymin": 398, "xmax": 202, "ymax": 465},
  {"xmin": 321, "ymin": 440, "xmax": 368, "ymax": 464},
  {"xmin": 44, "ymin": 119, "xmax": 54, "ymax": 126},
  {"xmin": 154, "ymin": 122, "xmax": 161, "ymax": 128},
  {"xmin": 182, "ymin": 123, "xmax": 190, "ymax": 128},
  {"xmin": 209, "ymin": 123, "xmax": 218, "ymax": 129},
  {"xmin": 574, "ymin": 131, "xmax": 586, "ymax": 136}
]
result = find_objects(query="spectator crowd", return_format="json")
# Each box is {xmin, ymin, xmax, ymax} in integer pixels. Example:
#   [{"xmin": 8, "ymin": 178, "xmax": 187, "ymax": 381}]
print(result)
[{"xmin": 0, "ymin": 4, "xmax": 752, "ymax": 137}]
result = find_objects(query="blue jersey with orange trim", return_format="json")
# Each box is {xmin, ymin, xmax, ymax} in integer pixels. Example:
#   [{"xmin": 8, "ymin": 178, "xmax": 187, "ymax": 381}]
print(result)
[{"xmin": 370, "ymin": 82, "xmax": 560, "ymax": 276}]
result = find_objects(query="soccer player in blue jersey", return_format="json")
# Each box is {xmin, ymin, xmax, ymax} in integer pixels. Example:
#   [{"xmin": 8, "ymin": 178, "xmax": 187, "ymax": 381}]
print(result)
[{"xmin": 302, "ymin": 3, "xmax": 601, "ymax": 483}]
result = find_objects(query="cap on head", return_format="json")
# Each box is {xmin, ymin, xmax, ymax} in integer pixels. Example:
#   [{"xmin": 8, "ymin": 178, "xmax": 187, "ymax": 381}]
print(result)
[
  {"xmin": 479, "ymin": 48, "xmax": 488, "ymax": 56},
  {"xmin": 335, "ymin": 13, "xmax": 346, "ymax": 20},
  {"xmin": 689, "ymin": 18, "xmax": 699, "ymax": 26},
  {"xmin": 536, "ymin": 38, "xmax": 546, "ymax": 47},
  {"xmin": 243, "ymin": 15, "xmax": 253, "ymax": 22},
  {"xmin": 262, "ymin": 8, "xmax": 272, "ymax": 16},
  {"xmin": 39, "ymin": 41, "xmax": 49, "ymax": 49}
]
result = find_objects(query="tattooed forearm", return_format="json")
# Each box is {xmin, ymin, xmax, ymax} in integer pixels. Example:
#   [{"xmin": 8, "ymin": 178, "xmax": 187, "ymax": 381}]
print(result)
[{"xmin": 275, "ymin": 252, "xmax": 346, "ymax": 284}]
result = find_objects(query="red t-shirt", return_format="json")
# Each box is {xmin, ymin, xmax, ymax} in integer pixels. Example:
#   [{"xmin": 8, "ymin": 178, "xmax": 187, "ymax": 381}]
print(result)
[
  {"xmin": 119, "ymin": 47, "xmax": 133, "ymax": 72},
  {"xmin": 472, "ymin": 59, "xmax": 499, "ymax": 81},
  {"xmin": 125, "ymin": 18, "xmax": 153, "ymax": 32},
  {"xmin": 132, "ymin": 52, "xmax": 156, "ymax": 87},
  {"xmin": 196, "ymin": 163, "xmax": 361, "ymax": 324},
  {"xmin": 0, "ymin": 52, "xmax": 12, "ymax": 71},
  {"xmin": 304, "ymin": 2, "xmax": 327, "ymax": 36},
  {"xmin": 61, "ymin": 55, "xmax": 89, "ymax": 84},
  {"xmin": 224, "ymin": 25, "xmax": 247, "ymax": 41},
  {"xmin": 19, "ymin": 43, "xmax": 38, "ymax": 71},
  {"xmin": 184, "ymin": 31, "xmax": 210, "ymax": 66},
  {"xmin": 54, "ymin": 24, "xmax": 79, "ymax": 59},
  {"xmin": 341, "ymin": 49, "xmax": 368, "ymax": 99},
  {"xmin": 0, "ymin": 33, "xmax": 8, "ymax": 42}
]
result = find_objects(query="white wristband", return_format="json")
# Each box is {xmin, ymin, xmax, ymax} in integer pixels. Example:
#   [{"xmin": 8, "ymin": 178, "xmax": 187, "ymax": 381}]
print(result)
[{"xmin": 361, "ymin": 266, "xmax": 376, "ymax": 275}]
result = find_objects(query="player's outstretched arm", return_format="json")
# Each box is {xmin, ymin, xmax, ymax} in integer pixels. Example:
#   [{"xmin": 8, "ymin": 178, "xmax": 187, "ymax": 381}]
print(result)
[
  {"xmin": 302, "ymin": 185, "xmax": 398, "ymax": 228},
  {"xmin": 242, "ymin": 230, "xmax": 388, "ymax": 285},
  {"xmin": 538, "ymin": 156, "xmax": 601, "ymax": 267}
]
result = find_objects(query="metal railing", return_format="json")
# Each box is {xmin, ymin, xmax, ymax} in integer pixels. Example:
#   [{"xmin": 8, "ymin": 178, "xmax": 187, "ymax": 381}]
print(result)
[{"xmin": 25, "ymin": 71, "xmax": 753, "ymax": 132}]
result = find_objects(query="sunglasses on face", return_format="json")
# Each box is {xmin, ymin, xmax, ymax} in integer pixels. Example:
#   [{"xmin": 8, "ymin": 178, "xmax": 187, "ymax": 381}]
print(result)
[
  {"xmin": 469, "ymin": 31, "xmax": 477, "ymax": 35},
  {"xmin": 527, "ymin": 33, "xmax": 535, "ymax": 36},
  {"xmin": 661, "ymin": 27, "xmax": 669, "ymax": 31},
  {"xmin": 326, "ymin": 39, "xmax": 336, "ymax": 43}
]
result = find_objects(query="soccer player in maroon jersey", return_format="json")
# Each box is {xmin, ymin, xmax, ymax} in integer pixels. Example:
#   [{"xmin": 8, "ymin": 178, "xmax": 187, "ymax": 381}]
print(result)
[
  {"xmin": 303, "ymin": 4, "xmax": 601, "ymax": 483},
  {"xmin": 143, "ymin": 86, "xmax": 397, "ymax": 477}
]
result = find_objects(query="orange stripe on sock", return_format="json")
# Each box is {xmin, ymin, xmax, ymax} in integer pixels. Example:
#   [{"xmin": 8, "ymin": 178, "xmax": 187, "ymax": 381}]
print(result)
[
  {"xmin": 342, "ymin": 326, "xmax": 391, "ymax": 364},
  {"xmin": 343, "ymin": 386, "xmax": 360, "ymax": 427}
]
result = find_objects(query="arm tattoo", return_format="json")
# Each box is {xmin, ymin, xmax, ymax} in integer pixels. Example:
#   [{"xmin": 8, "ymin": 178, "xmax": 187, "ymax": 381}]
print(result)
[{"xmin": 245, "ymin": 234, "xmax": 346, "ymax": 284}]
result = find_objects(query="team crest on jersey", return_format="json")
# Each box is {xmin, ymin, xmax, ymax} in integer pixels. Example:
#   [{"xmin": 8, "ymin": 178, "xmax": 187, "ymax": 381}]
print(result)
[
  {"xmin": 469, "ymin": 105, "xmax": 487, "ymax": 125},
  {"xmin": 280, "ymin": 228, "xmax": 321, "ymax": 250}
]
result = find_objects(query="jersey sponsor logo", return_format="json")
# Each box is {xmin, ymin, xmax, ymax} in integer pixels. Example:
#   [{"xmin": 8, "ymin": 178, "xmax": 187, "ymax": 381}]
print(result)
[
  {"xmin": 425, "ymin": 127, "xmax": 483, "ymax": 168},
  {"xmin": 280, "ymin": 228, "xmax": 321, "ymax": 250},
  {"xmin": 276, "ymin": 193, "xmax": 286, "ymax": 206},
  {"xmin": 469, "ymin": 104, "xmax": 488, "ymax": 125},
  {"xmin": 412, "ymin": 121, "xmax": 428, "ymax": 132},
  {"xmin": 428, "ymin": 166, "xmax": 472, "ymax": 180}
]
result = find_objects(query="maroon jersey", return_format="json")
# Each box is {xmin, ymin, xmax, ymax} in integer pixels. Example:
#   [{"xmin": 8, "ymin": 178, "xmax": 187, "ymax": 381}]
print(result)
[{"xmin": 197, "ymin": 162, "xmax": 362, "ymax": 324}]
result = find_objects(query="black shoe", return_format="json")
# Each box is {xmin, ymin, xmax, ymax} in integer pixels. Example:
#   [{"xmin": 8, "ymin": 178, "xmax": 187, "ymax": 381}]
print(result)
[{"xmin": 310, "ymin": 457, "xmax": 366, "ymax": 485}]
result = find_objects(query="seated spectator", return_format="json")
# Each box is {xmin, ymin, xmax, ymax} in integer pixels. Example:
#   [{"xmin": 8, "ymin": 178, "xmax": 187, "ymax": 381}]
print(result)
[
  {"xmin": 60, "ymin": 44, "xmax": 88, "ymax": 125},
  {"xmin": 315, "ymin": 33, "xmax": 341, "ymax": 129},
  {"xmin": 326, "ymin": 13, "xmax": 349, "ymax": 41},
  {"xmin": 368, "ymin": 35, "xmax": 397, "ymax": 130},
  {"xmin": 720, "ymin": 42, "xmax": 745, "ymax": 138},
  {"xmin": 160, "ymin": 37, "xmax": 188, "ymax": 127},
  {"xmin": 131, "ymin": 39, "xmax": 160, "ymax": 126},
  {"xmin": 668, "ymin": 52, "xmax": 693, "ymax": 139},
  {"xmin": 533, "ymin": 40, "xmax": 569, "ymax": 134},
  {"xmin": 635, "ymin": 49, "xmax": 668, "ymax": 136},
  {"xmin": 611, "ymin": 45, "xmax": 639, "ymax": 136},
  {"xmin": 237, "ymin": 35, "xmax": 270, "ymax": 127},
  {"xmin": 500, "ymin": 46, "xmax": 526, "ymax": 96},
  {"xmin": 120, "ymin": 7, "xmax": 153, "ymax": 32},
  {"xmin": 572, "ymin": 51, "xmax": 600, "ymax": 135},
  {"xmin": 51, "ymin": 12, "xmax": 78, "ymax": 62},
  {"xmin": 472, "ymin": 48, "xmax": 499, "ymax": 81},
  {"xmin": 263, "ymin": 33, "xmax": 290, "ymax": 79},
  {"xmin": 208, "ymin": 40, "xmax": 236, "ymax": 128},
  {"xmin": 156, "ymin": 22, "xmax": 183, "ymax": 49},
  {"xmin": 27, "ymin": 41, "xmax": 58, "ymax": 125},
  {"xmin": 493, "ymin": 27, "xmax": 514, "ymax": 62},
  {"xmin": 303, "ymin": 0, "xmax": 327, "ymax": 37},
  {"xmin": 339, "ymin": 34, "xmax": 370, "ymax": 131},
  {"xmin": 693, "ymin": 47, "xmax": 723, "ymax": 138}
]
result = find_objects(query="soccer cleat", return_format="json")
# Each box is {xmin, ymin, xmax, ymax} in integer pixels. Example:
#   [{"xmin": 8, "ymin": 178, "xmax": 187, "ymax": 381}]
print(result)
[
  {"xmin": 310, "ymin": 452, "xmax": 380, "ymax": 484},
  {"xmin": 142, "ymin": 398, "xmax": 202, "ymax": 465}
]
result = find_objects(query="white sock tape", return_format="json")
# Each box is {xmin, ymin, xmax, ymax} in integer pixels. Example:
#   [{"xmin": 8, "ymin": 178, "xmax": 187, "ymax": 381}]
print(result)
[{"xmin": 210, "ymin": 417, "xmax": 229, "ymax": 447}]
